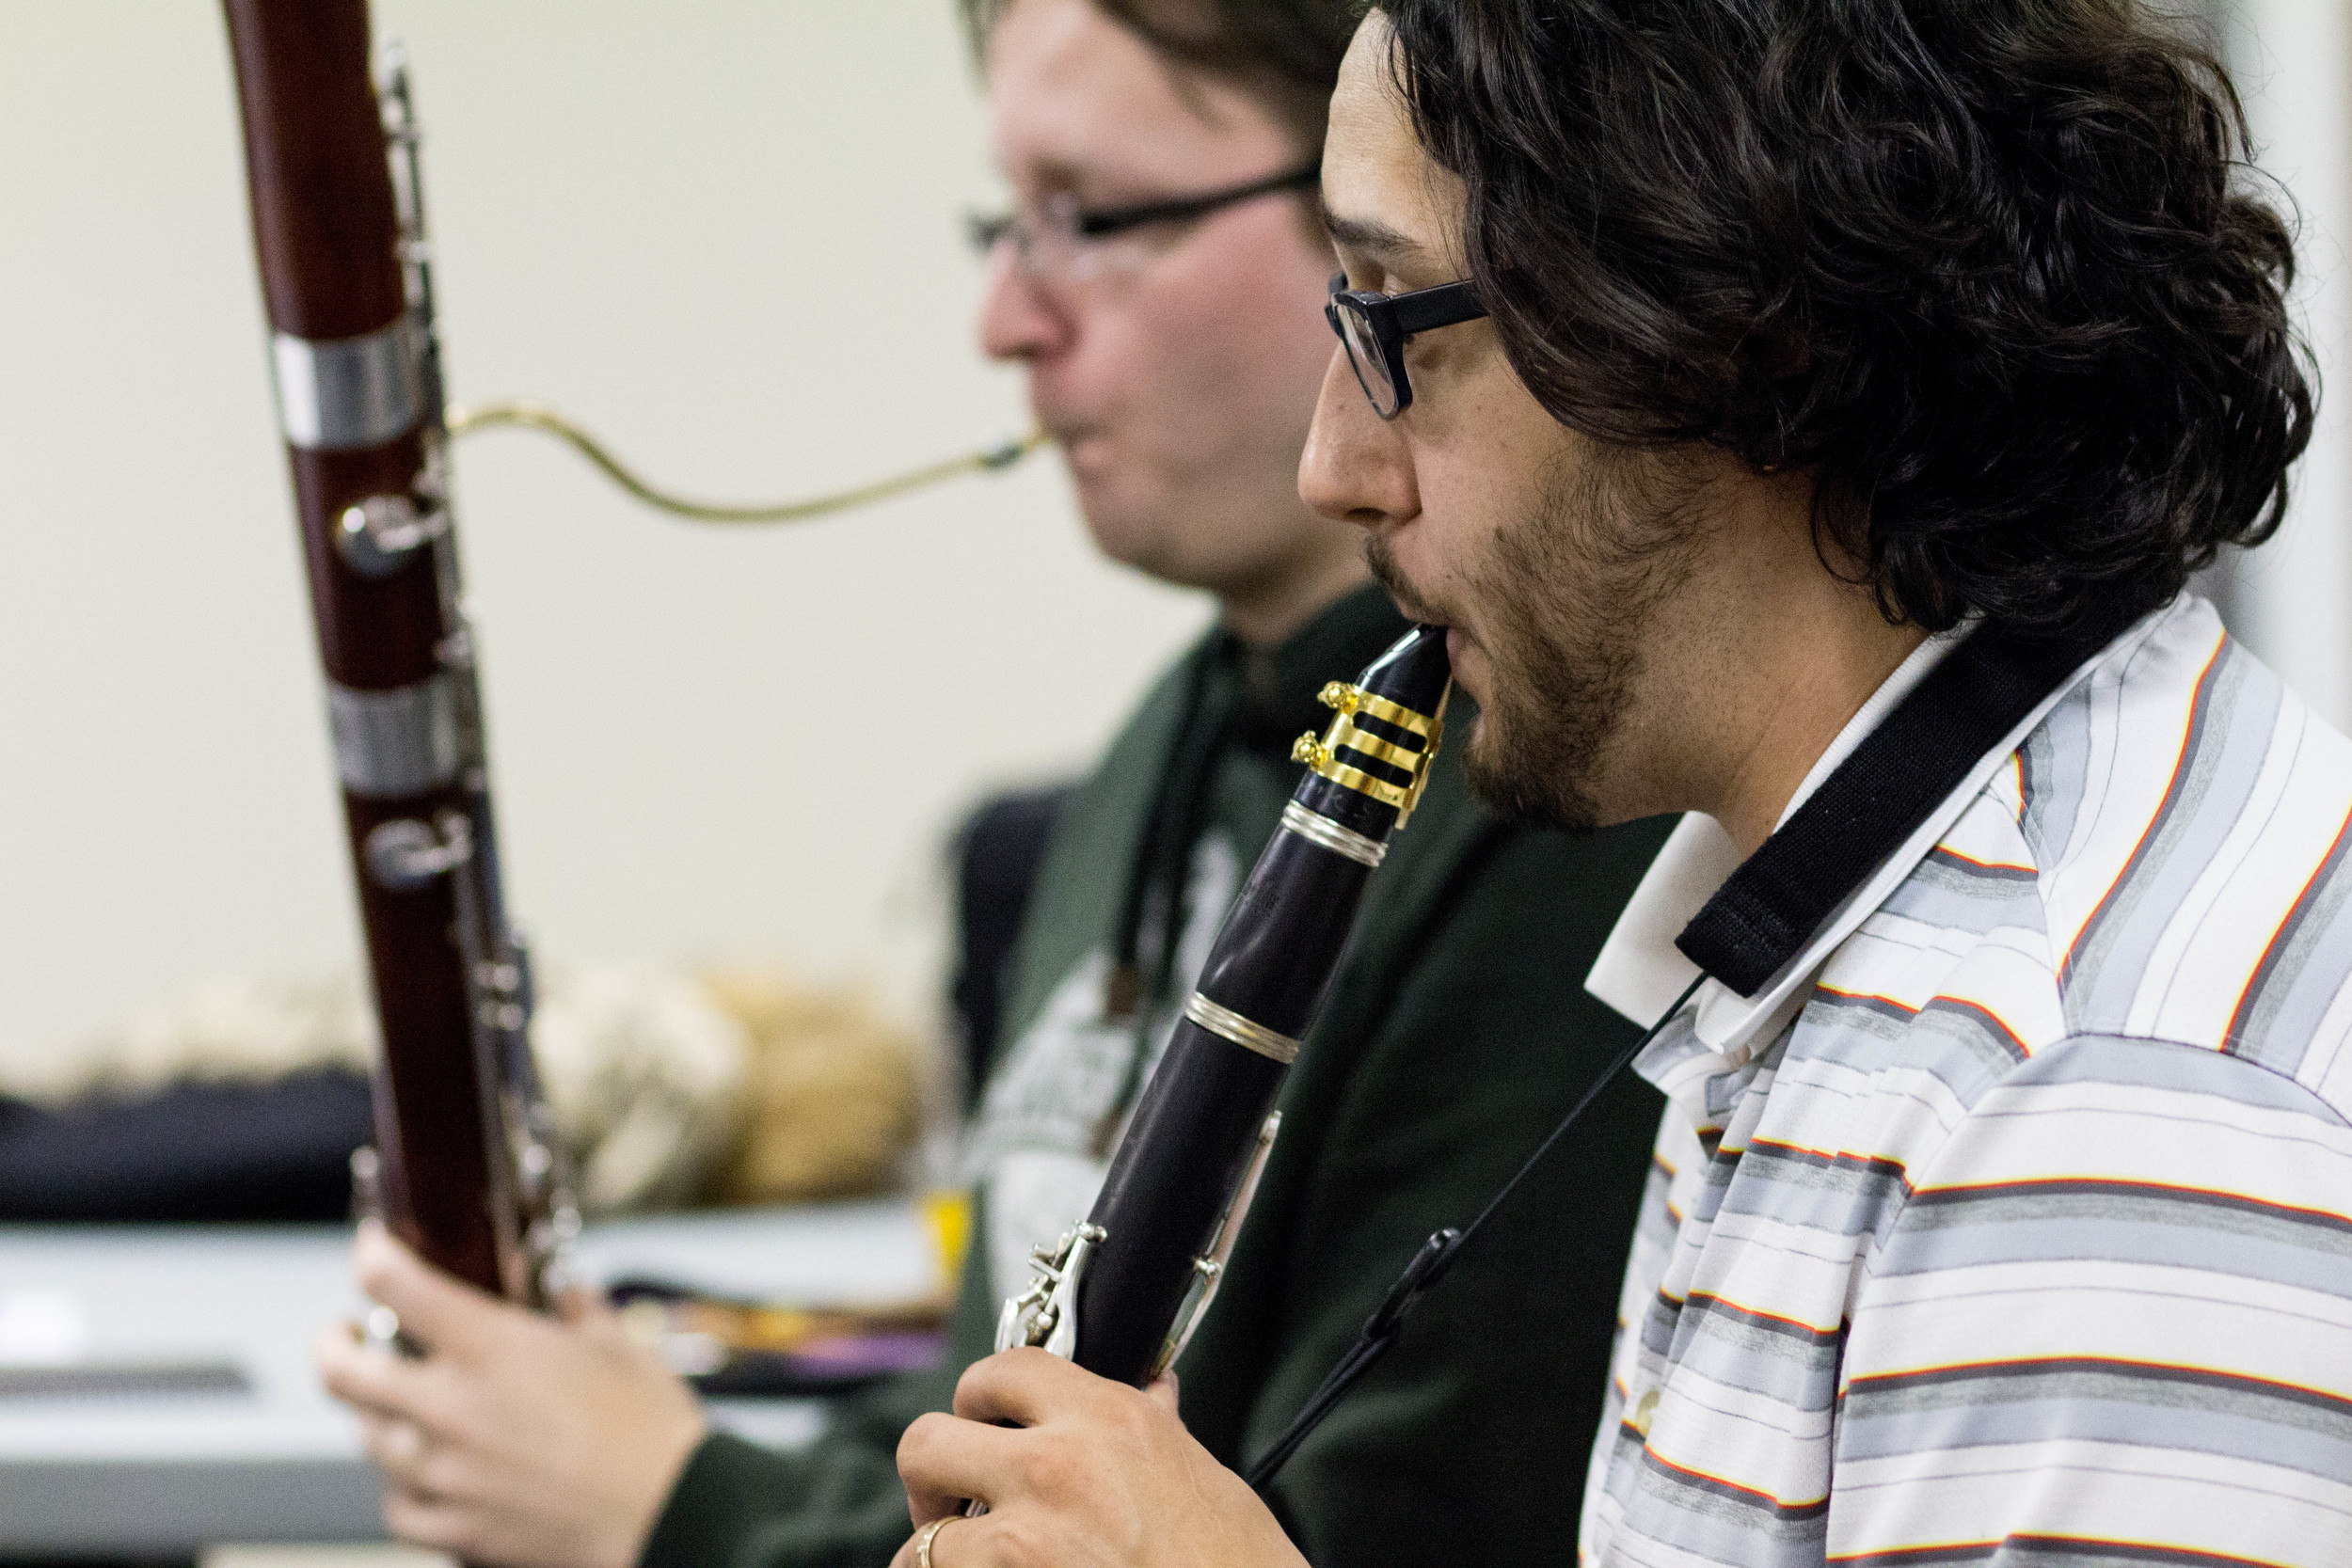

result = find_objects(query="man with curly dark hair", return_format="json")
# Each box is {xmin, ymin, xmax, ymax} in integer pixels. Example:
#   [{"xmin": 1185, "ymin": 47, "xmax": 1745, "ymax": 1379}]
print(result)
[
  {"xmin": 312, "ymin": 5, "xmax": 1678, "ymax": 1568},
  {"xmin": 892, "ymin": 4, "xmax": 2352, "ymax": 1565}
]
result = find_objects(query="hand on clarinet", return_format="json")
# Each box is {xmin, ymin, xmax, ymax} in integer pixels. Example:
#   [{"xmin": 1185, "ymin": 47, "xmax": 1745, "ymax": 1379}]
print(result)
[
  {"xmin": 313, "ymin": 1221, "xmax": 706, "ymax": 1568},
  {"xmin": 892, "ymin": 1348, "xmax": 1306, "ymax": 1568}
]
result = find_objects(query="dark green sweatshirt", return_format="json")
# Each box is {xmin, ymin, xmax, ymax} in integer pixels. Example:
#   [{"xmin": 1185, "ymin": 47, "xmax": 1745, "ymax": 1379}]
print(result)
[{"xmin": 643, "ymin": 589, "xmax": 1671, "ymax": 1566}]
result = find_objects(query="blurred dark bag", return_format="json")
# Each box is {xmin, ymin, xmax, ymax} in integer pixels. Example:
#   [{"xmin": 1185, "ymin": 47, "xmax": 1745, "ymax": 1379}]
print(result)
[
  {"xmin": 0, "ymin": 1067, "xmax": 373, "ymax": 1222},
  {"xmin": 0, "ymin": 782, "xmax": 1074, "ymax": 1223}
]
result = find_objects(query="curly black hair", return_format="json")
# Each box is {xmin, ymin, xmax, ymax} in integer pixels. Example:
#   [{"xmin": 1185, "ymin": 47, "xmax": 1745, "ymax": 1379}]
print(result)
[
  {"xmin": 960, "ymin": 0, "xmax": 1358, "ymax": 154},
  {"xmin": 1379, "ymin": 0, "xmax": 2315, "ymax": 637}
]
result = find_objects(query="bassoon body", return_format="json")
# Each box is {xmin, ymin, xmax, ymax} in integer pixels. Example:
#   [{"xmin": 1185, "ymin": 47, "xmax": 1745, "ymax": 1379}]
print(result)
[
  {"xmin": 222, "ymin": 1, "xmax": 568, "ymax": 1305},
  {"xmin": 998, "ymin": 626, "xmax": 1452, "ymax": 1386}
]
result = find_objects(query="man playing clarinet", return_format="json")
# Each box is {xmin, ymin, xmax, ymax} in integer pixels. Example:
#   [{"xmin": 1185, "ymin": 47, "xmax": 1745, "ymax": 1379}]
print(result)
[
  {"xmin": 889, "ymin": 3, "xmax": 2352, "ymax": 1564},
  {"xmin": 315, "ymin": 3, "xmax": 1674, "ymax": 1565}
]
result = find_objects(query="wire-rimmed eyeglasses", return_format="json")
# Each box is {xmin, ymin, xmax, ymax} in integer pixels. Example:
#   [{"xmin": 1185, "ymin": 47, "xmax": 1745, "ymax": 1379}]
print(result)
[
  {"xmin": 1326, "ymin": 273, "xmax": 1487, "ymax": 420},
  {"xmin": 968, "ymin": 163, "xmax": 1321, "ymax": 286}
]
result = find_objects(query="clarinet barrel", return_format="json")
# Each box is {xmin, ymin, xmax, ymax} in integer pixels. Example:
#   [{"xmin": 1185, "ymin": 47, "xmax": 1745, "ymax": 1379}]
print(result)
[
  {"xmin": 998, "ymin": 626, "xmax": 1452, "ymax": 1387},
  {"xmin": 221, "ymin": 0, "xmax": 568, "ymax": 1305}
]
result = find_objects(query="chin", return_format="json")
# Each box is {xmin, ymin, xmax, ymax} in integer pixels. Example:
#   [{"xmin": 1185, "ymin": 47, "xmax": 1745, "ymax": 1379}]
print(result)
[
  {"xmin": 1445, "ymin": 638, "xmax": 1493, "ymax": 710},
  {"xmin": 1056, "ymin": 433, "xmax": 1129, "ymax": 518},
  {"xmin": 1456, "ymin": 688, "xmax": 1612, "ymax": 836},
  {"xmin": 1077, "ymin": 501, "xmax": 1185, "ymax": 583}
]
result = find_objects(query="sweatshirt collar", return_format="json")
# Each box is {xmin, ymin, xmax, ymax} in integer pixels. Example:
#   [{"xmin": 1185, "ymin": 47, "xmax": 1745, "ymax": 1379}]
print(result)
[{"xmin": 1224, "ymin": 584, "xmax": 1412, "ymax": 765}]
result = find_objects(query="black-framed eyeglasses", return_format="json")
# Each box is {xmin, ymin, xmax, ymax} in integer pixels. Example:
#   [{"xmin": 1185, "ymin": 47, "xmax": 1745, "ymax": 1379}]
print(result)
[
  {"xmin": 1326, "ymin": 274, "xmax": 1487, "ymax": 420},
  {"xmin": 967, "ymin": 163, "xmax": 1322, "ymax": 283}
]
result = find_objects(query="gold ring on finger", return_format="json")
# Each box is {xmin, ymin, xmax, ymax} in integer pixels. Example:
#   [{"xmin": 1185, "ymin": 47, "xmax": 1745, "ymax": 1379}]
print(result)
[{"xmin": 915, "ymin": 1516, "xmax": 954, "ymax": 1568}]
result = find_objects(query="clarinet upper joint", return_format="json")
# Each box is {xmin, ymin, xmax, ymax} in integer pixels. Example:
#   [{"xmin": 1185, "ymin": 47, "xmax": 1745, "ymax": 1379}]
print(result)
[
  {"xmin": 1291, "ymin": 678, "xmax": 1447, "ymax": 824},
  {"xmin": 1150, "ymin": 1112, "xmax": 1281, "ymax": 1380},
  {"xmin": 996, "ymin": 1222, "xmax": 1107, "ymax": 1360}
]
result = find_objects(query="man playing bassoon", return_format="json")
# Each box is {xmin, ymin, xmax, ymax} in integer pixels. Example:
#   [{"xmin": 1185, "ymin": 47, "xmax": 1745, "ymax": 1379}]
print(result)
[
  {"xmin": 888, "ymin": 3, "xmax": 2352, "ymax": 1564},
  {"xmin": 315, "ymin": 3, "xmax": 1673, "ymax": 1564}
]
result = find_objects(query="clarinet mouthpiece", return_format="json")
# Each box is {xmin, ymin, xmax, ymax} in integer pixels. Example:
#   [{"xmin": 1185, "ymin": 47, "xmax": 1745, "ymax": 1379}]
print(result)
[{"xmin": 1292, "ymin": 625, "xmax": 1453, "ymax": 832}]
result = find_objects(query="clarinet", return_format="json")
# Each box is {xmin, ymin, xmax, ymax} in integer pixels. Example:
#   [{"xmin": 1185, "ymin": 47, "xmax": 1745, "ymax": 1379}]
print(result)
[
  {"xmin": 997, "ymin": 626, "xmax": 1452, "ymax": 1386},
  {"xmin": 221, "ymin": 1, "xmax": 572, "ymax": 1307}
]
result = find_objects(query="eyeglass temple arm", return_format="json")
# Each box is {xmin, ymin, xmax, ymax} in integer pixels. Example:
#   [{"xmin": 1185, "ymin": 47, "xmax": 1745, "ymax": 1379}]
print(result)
[
  {"xmin": 1388, "ymin": 281, "xmax": 1486, "ymax": 336},
  {"xmin": 1075, "ymin": 162, "xmax": 1322, "ymax": 239}
]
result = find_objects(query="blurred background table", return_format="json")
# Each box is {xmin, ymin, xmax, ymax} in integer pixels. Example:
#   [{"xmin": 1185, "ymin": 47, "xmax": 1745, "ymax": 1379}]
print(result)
[{"xmin": 0, "ymin": 1199, "xmax": 933, "ymax": 1561}]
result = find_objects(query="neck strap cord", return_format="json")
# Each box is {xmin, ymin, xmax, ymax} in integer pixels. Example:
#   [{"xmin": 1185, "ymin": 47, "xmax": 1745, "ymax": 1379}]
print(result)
[{"xmin": 1242, "ymin": 973, "xmax": 1706, "ymax": 1492}]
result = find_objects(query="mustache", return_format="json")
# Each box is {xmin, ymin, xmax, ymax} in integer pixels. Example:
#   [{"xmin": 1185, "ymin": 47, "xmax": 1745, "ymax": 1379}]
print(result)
[{"xmin": 1363, "ymin": 536, "xmax": 1448, "ymax": 626}]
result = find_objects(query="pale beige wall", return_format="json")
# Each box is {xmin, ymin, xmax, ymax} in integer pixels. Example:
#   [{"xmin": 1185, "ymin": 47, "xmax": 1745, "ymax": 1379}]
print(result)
[
  {"xmin": 0, "ymin": 3, "xmax": 1211, "ymax": 1048},
  {"xmin": 2214, "ymin": 0, "xmax": 2352, "ymax": 732}
]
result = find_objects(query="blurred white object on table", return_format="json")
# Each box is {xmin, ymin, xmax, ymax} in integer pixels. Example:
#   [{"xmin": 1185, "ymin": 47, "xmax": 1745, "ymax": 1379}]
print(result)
[{"xmin": 0, "ymin": 1198, "xmax": 930, "ymax": 1557}]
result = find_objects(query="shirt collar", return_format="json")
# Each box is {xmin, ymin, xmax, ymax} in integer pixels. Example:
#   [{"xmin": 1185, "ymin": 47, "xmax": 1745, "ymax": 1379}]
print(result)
[
  {"xmin": 1586, "ymin": 624, "xmax": 1977, "ymax": 1066},
  {"xmin": 1772, "ymin": 624, "xmax": 1972, "ymax": 832},
  {"xmin": 1586, "ymin": 599, "xmax": 2176, "ymax": 1115}
]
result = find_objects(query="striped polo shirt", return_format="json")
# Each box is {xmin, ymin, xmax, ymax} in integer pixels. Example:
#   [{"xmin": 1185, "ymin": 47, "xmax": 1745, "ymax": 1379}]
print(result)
[{"xmin": 1579, "ymin": 594, "xmax": 2352, "ymax": 1565}]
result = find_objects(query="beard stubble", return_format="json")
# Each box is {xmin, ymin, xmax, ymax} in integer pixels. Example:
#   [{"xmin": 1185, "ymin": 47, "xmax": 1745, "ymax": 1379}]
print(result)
[{"xmin": 1370, "ymin": 445, "xmax": 1703, "ymax": 832}]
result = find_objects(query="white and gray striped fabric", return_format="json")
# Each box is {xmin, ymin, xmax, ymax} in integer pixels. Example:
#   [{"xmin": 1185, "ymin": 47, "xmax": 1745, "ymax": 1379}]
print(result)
[{"xmin": 1581, "ymin": 595, "xmax": 2352, "ymax": 1566}]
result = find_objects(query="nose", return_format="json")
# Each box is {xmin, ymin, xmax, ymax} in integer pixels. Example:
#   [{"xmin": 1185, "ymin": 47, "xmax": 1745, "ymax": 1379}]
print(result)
[
  {"xmin": 977, "ymin": 245, "xmax": 1071, "ymax": 362},
  {"xmin": 1298, "ymin": 342, "xmax": 1419, "ymax": 530}
]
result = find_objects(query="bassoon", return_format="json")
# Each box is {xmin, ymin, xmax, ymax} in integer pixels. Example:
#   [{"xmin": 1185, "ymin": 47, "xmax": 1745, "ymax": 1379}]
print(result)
[
  {"xmin": 995, "ymin": 626, "xmax": 1451, "ymax": 1386},
  {"xmin": 221, "ymin": 1, "xmax": 570, "ymax": 1307},
  {"xmin": 219, "ymin": 0, "xmax": 1445, "ymax": 1402}
]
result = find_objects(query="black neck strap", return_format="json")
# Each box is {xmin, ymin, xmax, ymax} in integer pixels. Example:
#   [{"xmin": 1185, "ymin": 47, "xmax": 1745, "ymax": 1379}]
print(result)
[
  {"xmin": 1245, "ymin": 613, "xmax": 2122, "ymax": 1494},
  {"xmin": 1677, "ymin": 619, "xmax": 2118, "ymax": 996}
]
